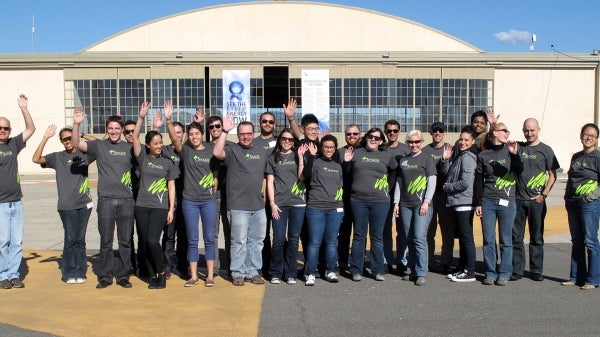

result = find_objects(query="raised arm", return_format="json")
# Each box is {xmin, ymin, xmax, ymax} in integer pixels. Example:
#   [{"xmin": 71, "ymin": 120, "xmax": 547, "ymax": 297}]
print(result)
[
  {"xmin": 283, "ymin": 98, "xmax": 302, "ymax": 139},
  {"xmin": 133, "ymin": 101, "xmax": 152, "ymax": 157},
  {"xmin": 17, "ymin": 94, "xmax": 36, "ymax": 142},
  {"xmin": 152, "ymin": 110, "xmax": 164, "ymax": 131},
  {"xmin": 213, "ymin": 114, "xmax": 234, "ymax": 160},
  {"xmin": 164, "ymin": 100, "xmax": 182, "ymax": 153},
  {"xmin": 32, "ymin": 124, "xmax": 56, "ymax": 165},
  {"xmin": 71, "ymin": 107, "xmax": 88, "ymax": 152}
]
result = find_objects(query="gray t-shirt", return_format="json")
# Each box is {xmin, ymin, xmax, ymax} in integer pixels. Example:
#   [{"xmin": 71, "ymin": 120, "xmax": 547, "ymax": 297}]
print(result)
[
  {"xmin": 565, "ymin": 150, "xmax": 600, "ymax": 201},
  {"xmin": 476, "ymin": 144, "xmax": 522, "ymax": 201},
  {"xmin": 347, "ymin": 147, "xmax": 397, "ymax": 202},
  {"xmin": 43, "ymin": 150, "xmax": 95, "ymax": 210},
  {"xmin": 422, "ymin": 142, "xmax": 450, "ymax": 193},
  {"xmin": 224, "ymin": 144, "xmax": 268, "ymax": 211},
  {"xmin": 85, "ymin": 139, "xmax": 134, "ymax": 199},
  {"xmin": 254, "ymin": 135, "xmax": 277, "ymax": 151},
  {"xmin": 397, "ymin": 152, "xmax": 437, "ymax": 207},
  {"xmin": 0, "ymin": 134, "xmax": 25, "ymax": 202},
  {"xmin": 266, "ymin": 151, "xmax": 305, "ymax": 207},
  {"xmin": 385, "ymin": 142, "xmax": 410, "ymax": 195},
  {"xmin": 305, "ymin": 157, "xmax": 343, "ymax": 210},
  {"xmin": 135, "ymin": 149, "xmax": 179, "ymax": 209},
  {"xmin": 516, "ymin": 142, "xmax": 560, "ymax": 200},
  {"xmin": 181, "ymin": 143, "xmax": 219, "ymax": 202}
]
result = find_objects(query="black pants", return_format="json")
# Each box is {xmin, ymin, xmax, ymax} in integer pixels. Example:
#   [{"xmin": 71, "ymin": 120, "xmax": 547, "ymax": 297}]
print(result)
[{"xmin": 135, "ymin": 206, "xmax": 168, "ymax": 276}]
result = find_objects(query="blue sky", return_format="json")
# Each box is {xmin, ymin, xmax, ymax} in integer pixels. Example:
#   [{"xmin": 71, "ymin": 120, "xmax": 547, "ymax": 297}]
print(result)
[{"xmin": 0, "ymin": 0, "xmax": 597, "ymax": 54}]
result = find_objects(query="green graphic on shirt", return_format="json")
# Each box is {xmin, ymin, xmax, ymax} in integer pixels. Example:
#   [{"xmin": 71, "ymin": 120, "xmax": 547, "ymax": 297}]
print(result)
[
  {"xmin": 575, "ymin": 180, "xmax": 598, "ymax": 196},
  {"xmin": 148, "ymin": 178, "xmax": 167, "ymax": 194},
  {"xmin": 199, "ymin": 172, "xmax": 215, "ymax": 188},
  {"xmin": 291, "ymin": 181, "xmax": 306, "ymax": 195},
  {"xmin": 335, "ymin": 187, "xmax": 343, "ymax": 201},
  {"xmin": 374, "ymin": 174, "xmax": 389, "ymax": 190},
  {"xmin": 121, "ymin": 171, "xmax": 132, "ymax": 186},
  {"xmin": 79, "ymin": 177, "xmax": 89, "ymax": 194},
  {"xmin": 527, "ymin": 172, "xmax": 547, "ymax": 191},
  {"xmin": 407, "ymin": 175, "xmax": 427, "ymax": 194},
  {"xmin": 495, "ymin": 172, "xmax": 516, "ymax": 190},
  {"xmin": 17, "ymin": 173, "xmax": 20, "ymax": 183}
]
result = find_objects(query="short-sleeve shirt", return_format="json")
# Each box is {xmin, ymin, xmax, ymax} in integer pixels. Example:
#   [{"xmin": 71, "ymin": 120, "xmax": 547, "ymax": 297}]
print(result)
[
  {"xmin": 477, "ymin": 145, "xmax": 519, "ymax": 200},
  {"xmin": 254, "ymin": 135, "xmax": 277, "ymax": 151},
  {"xmin": 0, "ymin": 134, "xmax": 25, "ymax": 202},
  {"xmin": 85, "ymin": 139, "xmax": 134, "ymax": 199},
  {"xmin": 43, "ymin": 150, "xmax": 95, "ymax": 210},
  {"xmin": 348, "ymin": 147, "xmax": 397, "ymax": 202},
  {"xmin": 516, "ymin": 142, "xmax": 560, "ymax": 200},
  {"xmin": 135, "ymin": 149, "xmax": 179, "ymax": 209},
  {"xmin": 385, "ymin": 142, "xmax": 410, "ymax": 195},
  {"xmin": 224, "ymin": 144, "xmax": 268, "ymax": 211},
  {"xmin": 565, "ymin": 150, "xmax": 600, "ymax": 201},
  {"xmin": 266, "ymin": 152, "xmax": 305, "ymax": 207},
  {"xmin": 306, "ymin": 157, "xmax": 343, "ymax": 210},
  {"xmin": 422, "ymin": 142, "xmax": 450, "ymax": 193},
  {"xmin": 180, "ymin": 143, "xmax": 219, "ymax": 202},
  {"xmin": 397, "ymin": 152, "xmax": 437, "ymax": 207}
]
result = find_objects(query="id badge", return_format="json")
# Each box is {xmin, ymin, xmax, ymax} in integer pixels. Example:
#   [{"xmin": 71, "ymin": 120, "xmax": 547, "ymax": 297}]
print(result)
[{"xmin": 499, "ymin": 199, "xmax": 509, "ymax": 207}]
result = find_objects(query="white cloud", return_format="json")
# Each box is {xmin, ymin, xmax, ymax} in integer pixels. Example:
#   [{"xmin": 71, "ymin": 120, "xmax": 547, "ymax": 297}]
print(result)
[{"xmin": 494, "ymin": 29, "xmax": 532, "ymax": 45}]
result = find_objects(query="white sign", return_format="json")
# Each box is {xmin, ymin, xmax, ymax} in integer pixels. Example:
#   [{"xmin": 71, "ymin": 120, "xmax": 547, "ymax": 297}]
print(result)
[
  {"xmin": 301, "ymin": 69, "xmax": 330, "ymax": 133},
  {"xmin": 222, "ymin": 70, "xmax": 251, "ymax": 134}
]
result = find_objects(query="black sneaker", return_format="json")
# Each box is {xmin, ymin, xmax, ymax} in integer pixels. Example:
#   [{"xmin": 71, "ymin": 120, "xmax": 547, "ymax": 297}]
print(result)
[
  {"xmin": 96, "ymin": 280, "xmax": 112, "ymax": 289},
  {"xmin": 116, "ymin": 279, "xmax": 132, "ymax": 288},
  {"xmin": 0, "ymin": 279, "xmax": 12, "ymax": 289},
  {"xmin": 509, "ymin": 273, "xmax": 523, "ymax": 281},
  {"xmin": 451, "ymin": 271, "xmax": 476, "ymax": 282},
  {"xmin": 9, "ymin": 278, "xmax": 24, "ymax": 288}
]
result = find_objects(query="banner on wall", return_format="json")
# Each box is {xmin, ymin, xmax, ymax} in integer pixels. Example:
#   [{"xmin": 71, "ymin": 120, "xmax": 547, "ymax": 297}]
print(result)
[
  {"xmin": 301, "ymin": 69, "xmax": 330, "ymax": 134},
  {"xmin": 222, "ymin": 70, "xmax": 251, "ymax": 134}
]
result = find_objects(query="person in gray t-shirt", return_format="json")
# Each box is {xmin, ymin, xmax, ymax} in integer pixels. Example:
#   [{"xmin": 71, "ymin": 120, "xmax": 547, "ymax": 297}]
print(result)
[
  {"xmin": 33, "ymin": 124, "xmax": 95, "ymax": 284},
  {"xmin": 72, "ymin": 107, "xmax": 135, "ymax": 289},
  {"xmin": 0, "ymin": 94, "xmax": 36, "ymax": 290}
]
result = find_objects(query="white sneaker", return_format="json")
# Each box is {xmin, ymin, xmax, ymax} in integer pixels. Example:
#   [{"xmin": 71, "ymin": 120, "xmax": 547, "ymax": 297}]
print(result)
[
  {"xmin": 66, "ymin": 278, "xmax": 76, "ymax": 284},
  {"xmin": 76, "ymin": 278, "xmax": 86, "ymax": 284},
  {"xmin": 326, "ymin": 271, "xmax": 339, "ymax": 283},
  {"xmin": 270, "ymin": 278, "xmax": 281, "ymax": 284},
  {"xmin": 451, "ymin": 271, "xmax": 476, "ymax": 283},
  {"xmin": 447, "ymin": 271, "xmax": 461, "ymax": 279},
  {"xmin": 305, "ymin": 274, "xmax": 316, "ymax": 286},
  {"xmin": 286, "ymin": 278, "xmax": 297, "ymax": 285}
]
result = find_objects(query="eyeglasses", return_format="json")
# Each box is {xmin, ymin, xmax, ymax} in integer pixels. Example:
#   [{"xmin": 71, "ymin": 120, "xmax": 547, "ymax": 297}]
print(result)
[
  {"xmin": 261, "ymin": 119, "xmax": 275, "ymax": 125},
  {"xmin": 385, "ymin": 129, "xmax": 399, "ymax": 134},
  {"xmin": 238, "ymin": 132, "xmax": 253, "ymax": 137},
  {"xmin": 497, "ymin": 129, "xmax": 510, "ymax": 134},
  {"xmin": 407, "ymin": 140, "xmax": 422, "ymax": 144},
  {"xmin": 581, "ymin": 133, "xmax": 598, "ymax": 140},
  {"xmin": 208, "ymin": 124, "xmax": 221, "ymax": 130},
  {"xmin": 345, "ymin": 132, "xmax": 359, "ymax": 136},
  {"xmin": 366, "ymin": 134, "xmax": 382, "ymax": 141},
  {"xmin": 61, "ymin": 136, "xmax": 72, "ymax": 142},
  {"xmin": 124, "ymin": 129, "xmax": 135, "ymax": 135},
  {"xmin": 0, "ymin": 126, "xmax": 11, "ymax": 131},
  {"xmin": 322, "ymin": 146, "xmax": 336, "ymax": 150},
  {"xmin": 305, "ymin": 126, "xmax": 319, "ymax": 132},
  {"xmin": 280, "ymin": 136, "xmax": 294, "ymax": 143}
]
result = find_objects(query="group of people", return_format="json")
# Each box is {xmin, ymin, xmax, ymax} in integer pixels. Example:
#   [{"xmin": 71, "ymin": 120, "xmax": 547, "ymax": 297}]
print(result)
[{"xmin": 2, "ymin": 94, "xmax": 600, "ymax": 291}]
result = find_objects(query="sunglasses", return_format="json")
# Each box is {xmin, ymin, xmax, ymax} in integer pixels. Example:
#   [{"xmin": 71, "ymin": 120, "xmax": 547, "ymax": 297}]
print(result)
[
  {"xmin": 261, "ymin": 119, "xmax": 275, "ymax": 125},
  {"xmin": 124, "ymin": 129, "xmax": 135, "ymax": 135},
  {"xmin": 497, "ymin": 129, "xmax": 510, "ymax": 134},
  {"xmin": 281, "ymin": 136, "xmax": 294, "ymax": 143},
  {"xmin": 346, "ymin": 132, "xmax": 359, "ymax": 136},
  {"xmin": 0, "ymin": 126, "xmax": 11, "ymax": 131},
  {"xmin": 385, "ymin": 129, "xmax": 399, "ymax": 134},
  {"xmin": 61, "ymin": 136, "xmax": 72, "ymax": 142},
  {"xmin": 208, "ymin": 124, "xmax": 222, "ymax": 130},
  {"xmin": 407, "ymin": 140, "xmax": 422, "ymax": 144},
  {"xmin": 366, "ymin": 134, "xmax": 382, "ymax": 141}
]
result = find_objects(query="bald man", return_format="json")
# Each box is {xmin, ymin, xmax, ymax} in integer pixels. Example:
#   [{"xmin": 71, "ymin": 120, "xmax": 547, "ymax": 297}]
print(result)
[{"xmin": 512, "ymin": 118, "xmax": 559, "ymax": 282}]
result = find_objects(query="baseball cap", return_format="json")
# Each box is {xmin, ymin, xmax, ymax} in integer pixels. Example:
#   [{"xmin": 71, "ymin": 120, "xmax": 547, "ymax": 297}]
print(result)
[{"xmin": 430, "ymin": 121, "xmax": 447, "ymax": 132}]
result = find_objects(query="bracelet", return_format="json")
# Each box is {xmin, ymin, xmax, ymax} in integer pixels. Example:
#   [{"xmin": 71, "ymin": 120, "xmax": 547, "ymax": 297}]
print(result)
[{"xmin": 223, "ymin": 130, "xmax": 229, "ymax": 134}]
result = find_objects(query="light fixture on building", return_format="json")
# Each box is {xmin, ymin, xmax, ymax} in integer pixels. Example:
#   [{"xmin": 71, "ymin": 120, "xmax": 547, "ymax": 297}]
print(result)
[
  {"xmin": 382, "ymin": 52, "xmax": 390, "ymax": 58},
  {"xmin": 175, "ymin": 52, "xmax": 183, "ymax": 58},
  {"xmin": 592, "ymin": 49, "xmax": 600, "ymax": 56}
]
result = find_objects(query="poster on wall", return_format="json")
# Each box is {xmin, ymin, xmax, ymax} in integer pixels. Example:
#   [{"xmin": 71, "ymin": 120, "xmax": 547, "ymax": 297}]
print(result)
[
  {"xmin": 222, "ymin": 70, "xmax": 251, "ymax": 135},
  {"xmin": 301, "ymin": 69, "xmax": 330, "ymax": 134}
]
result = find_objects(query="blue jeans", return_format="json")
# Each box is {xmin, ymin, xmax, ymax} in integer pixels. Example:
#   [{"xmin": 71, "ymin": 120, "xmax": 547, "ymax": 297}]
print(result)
[
  {"xmin": 227, "ymin": 209, "xmax": 267, "ymax": 278},
  {"xmin": 305, "ymin": 208, "xmax": 343, "ymax": 276},
  {"xmin": 513, "ymin": 199, "xmax": 546, "ymax": 275},
  {"xmin": 182, "ymin": 199, "xmax": 218, "ymax": 263},
  {"xmin": 96, "ymin": 197, "xmax": 135, "ymax": 283},
  {"xmin": 481, "ymin": 198, "xmax": 516, "ymax": 279},
  {"xmin": 400, "ymin": 205, "xmax": 432, "ymax": 277},
  {"xmin": 269, "ymin": 205, "xmax": 305, "ymax": 280},
  {"xmin": 566, "ymin": 198, "xmax": 600, "ymax": 286},
  {"xmin": 58, "ymin": 208, "xmax": 92, "ymax": 279},
  {"xmin": 349, "ymin": 200, "xmax": 389, "ymax": 276},
  {"xmin": 0, "ymin": 201, "xmax": 24, "ymax": 281}
]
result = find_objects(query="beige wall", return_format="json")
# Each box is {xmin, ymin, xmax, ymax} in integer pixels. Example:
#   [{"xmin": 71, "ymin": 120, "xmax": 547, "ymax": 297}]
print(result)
[
  {"xmin": 0, "ymin": 70, "xmax": 66, "ymax": 174},
  {"xmin": 494, "ymin": 68, "xmax": 597, "ymax": 171}
]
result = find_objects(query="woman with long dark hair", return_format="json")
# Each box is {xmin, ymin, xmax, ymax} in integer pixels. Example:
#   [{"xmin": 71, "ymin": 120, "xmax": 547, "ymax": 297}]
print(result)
[{"xmin": 266, "ymin": 128, "xmax": 305, "ymax": 285}]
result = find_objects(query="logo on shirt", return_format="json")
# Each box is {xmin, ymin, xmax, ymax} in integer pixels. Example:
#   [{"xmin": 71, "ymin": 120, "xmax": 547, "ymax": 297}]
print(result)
[
  {"xmin": 495, "ymin": 172, "xmax": 516, "ymax": 196},
  {"xmin": 192, "ymin": 155, "xmax": 210, "ymax": 163},
  {"xmin": 67, "ymin": 156, "xmax": 84, "ymax": 165},
  {"xmin": 245, "ymin": 153, "xmax": 261, "ymax": 160},
  {"xmin": 169, "ymin": 155, "xmax": 180, "ymax": 162},
  {"xmin": 521, "ymin": 152, "xmax": 538, "ymax": 160},
  {"xmin": 121, "ymin": 171, "xmax": 132, "ymax": 187},
  {"xmin": 108, "ymin": 149, "xmax": 128, "ymax": 156},
  {"xmin": 335, "ymin": 187, "xmax": 343, "ymax": 201},
  {"xmin": 361, "ymin": 156, "xmax": 380, "ymax": 163},
  {"xmin": 489, "ymin": 158, "xmax": 507, "ymax": 165},
  {"xmin": 323, "ymin": 167, "xmax": 340, "ymax": 174},
  {"xmin": 576, "ymin": 180, "xmax": 598, "ymax": 196},
  {"xmin": 148, "ymin": 177, "xmax": 168, "ymax": 203},
  {"xmin": 291, "ymin": 181, "xmax": 306, "ymax": 196},
  {"xmin": 407, "ymin": 175, "xmax": 427, "ymax": 200},
  {"xmin": 79, "ymin": 177, "xmax": 90, "ymax": 195},
  {"xmin": 400, "ymin": 160, "xmax": 418, "ymax": 169},
  {"xmin": 526, "ymin": 172, "xmax": 547, "ymax": 192},
  {"xmin": 0, "ymin": 150, "xmax": 14, "ymax": 157},
  {"xmin": 374, "ymin": 174, "xmax": 389, "ymax": 190},
  {"xmin": 278, "ymin": 159, "xmax": 296, "ymax": 166},
  {"xmin": 199, "ymin": 172, "xmax": 215, "ymax": 188},
  {"xmin": 146, "ymin": 161, "xmax": 165, "ymax": 170}
]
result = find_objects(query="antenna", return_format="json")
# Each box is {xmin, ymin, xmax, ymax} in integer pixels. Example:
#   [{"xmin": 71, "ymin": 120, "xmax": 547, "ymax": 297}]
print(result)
[
  {"xmin": 31, "ymin": 14, "xmax": 35, "ymax": 52},
  {"xmin": 530, "ymin": 33, "xmax": 536, "ymax": 52}
]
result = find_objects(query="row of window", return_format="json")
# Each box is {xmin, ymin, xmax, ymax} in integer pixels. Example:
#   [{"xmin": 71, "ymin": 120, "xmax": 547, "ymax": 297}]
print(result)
[{"xmin": 65, "ymin": 77, "xmax": 492, "ymax": 134}]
